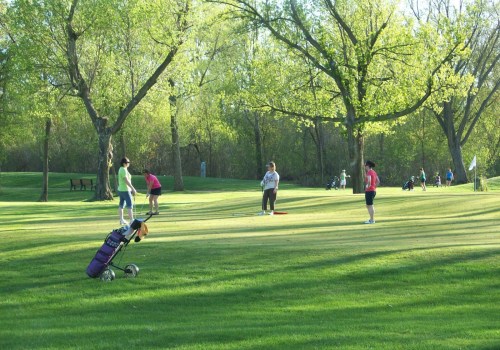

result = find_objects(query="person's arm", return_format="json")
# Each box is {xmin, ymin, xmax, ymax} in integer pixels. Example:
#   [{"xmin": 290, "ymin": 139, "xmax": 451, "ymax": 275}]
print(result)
[
  {"xmin": 146, "ymin": 178, "xmax": 153, "ymax": 192},
  {"xmin": 124, "ymin": 175, "xmax": 136, "ymax": 195},
  {"xmin": 365, "ymin": 175, "xmax": 371, "ymax": 189},
  {"xmin": 273, "ymin": 177, "xmax": 279, "ymax": 193}
]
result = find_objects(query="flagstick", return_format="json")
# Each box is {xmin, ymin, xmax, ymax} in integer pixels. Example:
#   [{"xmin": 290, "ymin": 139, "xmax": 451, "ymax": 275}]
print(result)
[
  {"xmin": 474, "ymin": 165, "xmax": 477, "ymax": 192},
  {"xmin": 469, "ymin": 155, "xmax": 477, "ymax": 192}
]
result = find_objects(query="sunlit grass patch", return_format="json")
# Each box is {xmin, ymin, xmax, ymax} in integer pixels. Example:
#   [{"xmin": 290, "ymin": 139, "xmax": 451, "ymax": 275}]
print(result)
[{"xmin": 0, "ymin": 174, "xmax": 498, "ymax": 349}]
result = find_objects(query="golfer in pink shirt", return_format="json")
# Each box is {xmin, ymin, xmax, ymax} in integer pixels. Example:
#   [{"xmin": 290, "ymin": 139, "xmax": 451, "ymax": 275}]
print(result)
[
  {"xmin": 364, "ymin": 160, "xmax": 379, "ymax": 224},
  {"xmin": 142, "ymin": 169, "xmax": 162, "ymax": 215}
]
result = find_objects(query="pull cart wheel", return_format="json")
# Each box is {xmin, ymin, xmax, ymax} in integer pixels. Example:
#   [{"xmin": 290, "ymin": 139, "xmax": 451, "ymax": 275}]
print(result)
[
  {"xmin": 100, "ymin": 268, "xmax": 116, "ymax": 282},
  {"xmin": 124, "ymin": 264, "xmax": 140, "ymax": 278}
]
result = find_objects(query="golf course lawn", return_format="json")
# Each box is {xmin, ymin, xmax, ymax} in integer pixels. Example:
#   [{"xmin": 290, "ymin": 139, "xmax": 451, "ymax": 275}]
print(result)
[{"xmin": 0, "ymin": 174, "xmax": 499, "ymax": 349}]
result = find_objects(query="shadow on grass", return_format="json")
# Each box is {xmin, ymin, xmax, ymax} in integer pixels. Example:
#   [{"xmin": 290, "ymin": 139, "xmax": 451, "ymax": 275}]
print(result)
[
  {"xmin": 1, "ymin": 184, "xmax": 499, "ymax": 349},
  {"xmin": 1, "ymin": 242, "xmax": 498, "ymax": 349}
]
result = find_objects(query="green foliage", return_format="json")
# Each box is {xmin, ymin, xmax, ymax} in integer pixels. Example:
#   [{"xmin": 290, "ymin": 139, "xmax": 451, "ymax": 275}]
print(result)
[
  {"xmin": 366, "ymin": 108, "xmax": 453, "ymax": 185},
  {"xmin": 478, "ymin": 175, "xmax": 488, "ymax": 192},
  {"xmin": 414, "ymin": 0, "xmax": 500, "ymax": 180},
  {"xmin": 0, "ymin": 0, "xmax": 498, "ymax": 186}
]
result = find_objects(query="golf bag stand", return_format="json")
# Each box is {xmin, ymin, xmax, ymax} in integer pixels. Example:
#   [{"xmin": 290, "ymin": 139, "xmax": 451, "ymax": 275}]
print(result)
[{"xmin": 86, "ymin": 215, "xmax": 151, "ymax": 281}]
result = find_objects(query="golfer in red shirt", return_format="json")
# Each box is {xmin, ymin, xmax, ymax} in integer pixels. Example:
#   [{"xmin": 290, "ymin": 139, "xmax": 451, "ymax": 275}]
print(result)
[{"xmin": 364, "ymin": 160, "xmax": 379, "ymax": 224}]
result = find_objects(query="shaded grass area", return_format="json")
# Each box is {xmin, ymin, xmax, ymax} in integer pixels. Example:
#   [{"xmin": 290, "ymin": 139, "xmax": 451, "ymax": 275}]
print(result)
[{"xmin": 0, "ymin": 175, "xmax": 499, "ymax": 349}]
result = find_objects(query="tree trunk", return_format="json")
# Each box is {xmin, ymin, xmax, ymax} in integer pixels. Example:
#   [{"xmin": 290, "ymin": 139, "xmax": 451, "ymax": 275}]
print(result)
[
  {"xmin": 110, "ymin": 165, "xmax": 118, "ymax": 193},
  {"xmin": 302, "ymin": 128, "xmax": 309, "ymax": 182},
  {"xmin": 439, "ymin": 102, "xmax": 468, "ymax": 184},
  {"xmin": 379, "ymin": 134, "xmax": 385, "ymax": 166},
  {"xmin": 39, "ymin": 118, "xmax": 51, "ymax": 202},
  {"xmin": 253, "ymin": 112, "xmax": 263, "ymax": 179},
  {"xmin": 421, "ymin": 112, "xmax": 426, "ymax": 168},
  {"xmin": 119, "ymin": 130, "xmax": 127, "ymax": 160},
  {"xmin": 447, "ymin": 134, "xmax": 468, "ymax": 184},
  {"xmin": 171, "ymin": 111, "xmax": 184, "ymax": 191},
  {"xmin": 168, "ymin": 79, "xmax": 184, "ymax": 191},
  {"xmin": 207, "ymin": 128, "xmax": 213, "ymax": 177},
  {"xmin": 313, "ymin": 118, "xmax": 325, "ymax": 184},
  {"xmin": 346, "ymin": 122, "xmax": 365, "ymax": 194},
  {"xmin": 95, "ymin": 131, "xmax": 114, "ymax": 200}
]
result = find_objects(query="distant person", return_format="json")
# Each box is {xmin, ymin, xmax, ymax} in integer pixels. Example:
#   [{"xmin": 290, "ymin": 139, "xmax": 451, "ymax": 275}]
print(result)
[
  {"xmin": 446, "ymin": 168, "xmax": 454, "ymax": 187},
  {"xmin": 419, "ymin": 168, "xmax": 427, "ymax": 191},
  {"xmin": 118, "ymin": 157, "xmax": 137, "ymax": 225},
  {"xmin": 143, "ymin": 169, "xmax": 162, "ymax": 215},
  {"xmin": 364, "ymin": 160, "xmax": 379, "ymax": 224},
  {"xmin": 340, "ymin": 169, "xmax": 350, "ymax": 190},
  {"xmin": 259, "ymin": 161, "xmax": 280, "ymax": 216},
  {"xmin": 434, "ymin": 173, "xmax": 442, "ymax": 187}
]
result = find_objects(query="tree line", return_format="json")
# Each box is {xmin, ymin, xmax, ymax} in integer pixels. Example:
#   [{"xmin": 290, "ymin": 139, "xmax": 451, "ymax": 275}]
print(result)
[{"xmin": 0, "ymin": 0, "xmax": 498, "ymax": 200}]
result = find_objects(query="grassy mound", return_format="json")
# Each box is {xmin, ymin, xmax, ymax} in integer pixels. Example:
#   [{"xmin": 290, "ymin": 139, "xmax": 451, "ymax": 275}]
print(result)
[{"xmin": 480, "ymin": 176, "xmax": 500, "ymax": 191}]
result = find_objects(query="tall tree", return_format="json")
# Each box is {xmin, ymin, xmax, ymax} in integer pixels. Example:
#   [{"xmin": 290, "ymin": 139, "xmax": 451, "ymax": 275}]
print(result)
[
  {"xmin": 210, "ymin": 0, "xmax": 461, "ymax": 192},
  {"xmin": 1, "ymin": 4, "xmax": 60, "ymax": 199},
  {"xmin": 0, "ymin": 0, "xmax": 16, "ymax": 167},
  {"xmin": 411, "ymin": 0, "xmax": 499, "ymax": 183},
  {"xmin": 39, "ymin": 118, "xmax": 52, "ymax": 201},
  {"xmin": 66, "ymin": 0, "xmax": 189, "ymax": 199},
  {"xmin": 9, "ymin": 0, "xmax": 190, "ymax": 199},
  {"xmin": 168, "ymin": 5, "xmax": 239, "ymax": 182}
]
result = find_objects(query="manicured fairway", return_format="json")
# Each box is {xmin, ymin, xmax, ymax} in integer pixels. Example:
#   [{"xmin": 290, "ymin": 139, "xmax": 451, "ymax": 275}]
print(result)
[{"xmin": 0, "ymin": 174, "xmax": 499, "ymax": 349}]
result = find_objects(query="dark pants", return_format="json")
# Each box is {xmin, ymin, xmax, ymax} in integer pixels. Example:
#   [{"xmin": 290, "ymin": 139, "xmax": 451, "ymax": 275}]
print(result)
[{"xmin": 262, "ymin": 188, "xmax": 277, "ymax": 210}]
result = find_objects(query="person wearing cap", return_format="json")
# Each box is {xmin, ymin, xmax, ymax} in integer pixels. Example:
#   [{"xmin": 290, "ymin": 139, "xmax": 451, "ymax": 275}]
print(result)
[
  {"xmin": 118, "ymin": 157, "xmax": 137, "ymax": 225},
  {"xmin": 142, "ymin": 169, "xmax": 162, "ymax": 215},
  {"xmin": 364, "ymin": 160, "xmax": 379, "ymax": 224},
  {"xmin": 259, "ymin": 161, "xmax": 280, "ymax": 216},
  {"xmin": 340, "ymin": 169, "xmax": 349, "ymax": 190}
]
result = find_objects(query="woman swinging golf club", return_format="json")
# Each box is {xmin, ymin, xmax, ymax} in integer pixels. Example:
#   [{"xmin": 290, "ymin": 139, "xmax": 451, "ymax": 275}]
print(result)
[
  {"xmin": 142, "ymin": 169, "xmax": 162, "ymax": 215},
  {"xmin": 259, "ymin": 161, "xmax": 279, "ymax": 216}
]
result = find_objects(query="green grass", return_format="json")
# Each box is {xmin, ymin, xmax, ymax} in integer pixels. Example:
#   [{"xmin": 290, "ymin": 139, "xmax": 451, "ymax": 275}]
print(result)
[
  {"xmin": 0, "ymin": 173, "xmax": 499, "ymax": 349},
  {"xmin": 0, "ymin": 172, "xmax": 299, "ymax": 202}
]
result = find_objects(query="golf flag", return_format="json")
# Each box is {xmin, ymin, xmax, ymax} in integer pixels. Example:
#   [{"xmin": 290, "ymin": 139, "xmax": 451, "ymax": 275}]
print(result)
[{"xmin": 468, "ymin": 155, "xmax": 477, "ymax": 171}]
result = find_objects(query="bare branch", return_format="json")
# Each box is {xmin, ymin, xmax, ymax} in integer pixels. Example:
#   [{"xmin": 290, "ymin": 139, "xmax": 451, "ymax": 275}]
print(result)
[
  {"xmin": 323, "ymin": 0, "xmax": 358, "ymax": 45},
  {"xmin": 366, "ymin": 41, "xmax": 460, "ymax": 123},
  {"xmin": 461, "ymin": 78, "xmax": 500, "ymax": 146},
  {"xmin": 112, "ymin": 2, "xmax": 190, "ymax": 134},
  {"xmin": 253, "ymin": 102, "xmax": 344, "ymax": 124}
]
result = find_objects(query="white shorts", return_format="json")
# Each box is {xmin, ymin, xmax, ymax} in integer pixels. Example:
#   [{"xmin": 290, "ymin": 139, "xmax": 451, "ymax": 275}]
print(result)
[{"xmin": 340, "ymin": 180, "xmax": 346, "ymax": 186}]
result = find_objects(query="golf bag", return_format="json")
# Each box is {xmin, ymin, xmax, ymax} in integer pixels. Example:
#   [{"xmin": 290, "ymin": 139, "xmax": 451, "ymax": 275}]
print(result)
[
  {"xmin": 434, "ymin": 175, "xmax": 442, "ymax": 187},
  {"xmin": 326, "ymin": 176, "xmax": 339, "ymax": 190},
  {"xmin": 402, "ymin": 177, "xmax": 414, "ymax": 191},
  {"xmin": 86, "ymin": 218, "xmax": 148, "ymax": 280}
]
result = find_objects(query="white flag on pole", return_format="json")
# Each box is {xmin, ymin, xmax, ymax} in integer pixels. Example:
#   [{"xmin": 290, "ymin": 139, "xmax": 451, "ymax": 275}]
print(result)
[{"xmin": 468, "ymin": 155, "xmax": 476, "ymax": 171}]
